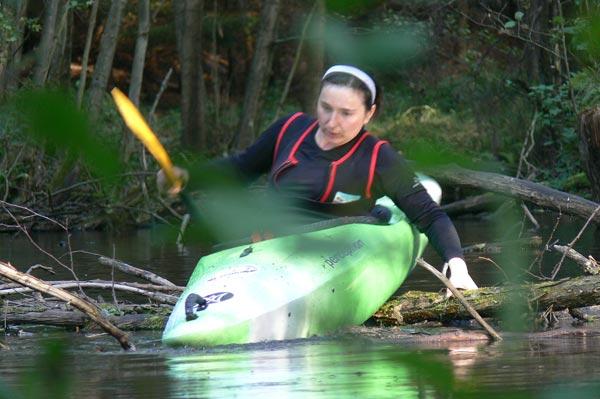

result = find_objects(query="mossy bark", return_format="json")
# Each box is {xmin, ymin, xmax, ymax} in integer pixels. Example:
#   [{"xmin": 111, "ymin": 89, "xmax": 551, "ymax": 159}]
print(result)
[{"xmin": 373, "ymin": 275, "xmax": 600, "ymax": 326}]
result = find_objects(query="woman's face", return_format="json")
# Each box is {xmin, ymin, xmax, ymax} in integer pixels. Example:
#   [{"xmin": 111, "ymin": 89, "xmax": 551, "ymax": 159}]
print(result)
[{"xmin": 316, "ymin": 84, "xmax": 376, "ymax": 149}]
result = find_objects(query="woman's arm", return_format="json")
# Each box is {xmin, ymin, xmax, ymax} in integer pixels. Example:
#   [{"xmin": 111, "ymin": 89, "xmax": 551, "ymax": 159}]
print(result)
[{"xmin": 374, "ymin": 144, "xmax": 477, "ymax": 289}]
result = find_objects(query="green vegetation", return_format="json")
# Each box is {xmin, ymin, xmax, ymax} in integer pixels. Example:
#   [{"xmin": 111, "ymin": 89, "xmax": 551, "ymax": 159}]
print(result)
[{"xmin": 0, "ymin": 1, "xmax": 599, "ymax": 231}]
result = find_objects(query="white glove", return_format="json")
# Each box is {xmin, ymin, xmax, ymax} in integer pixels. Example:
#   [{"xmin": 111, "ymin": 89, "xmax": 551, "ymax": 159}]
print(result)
[{"xmin": 442, "ymin": 257, "xmax": 478, "ymax": 297}]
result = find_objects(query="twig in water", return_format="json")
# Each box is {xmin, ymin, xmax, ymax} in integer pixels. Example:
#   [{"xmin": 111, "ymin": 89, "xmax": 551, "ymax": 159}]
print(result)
[
  {"xmin": 176, "ymin": 213, "xmax": 191, "ymax": 248},
  {"xmin": 551, "ymin": 205, "xmax": 600, "ymax": 279},
  {"xmin": 111, "ymin": 245, "xmax": 121, "ymax": 314},
  {"xmin": 25, "ymin": 264, "xmax": 55, "ymax": 275},
  {"xmin": 529, "ymin": 209, "xmax": 562, "ymax": 275},
  {"xmin": 0, "ymin": 280, "xmax": 180, "ymax": 305},
  {"xmin": 98, "ymin": 256, "xmax": 177, "ymax": 287},
  {"xmin": 416, "ymin": 258, "xmax": 502, "ymax": 341},
  {"xmin": 1, "ymin": 202, "xmax": 77, "ymax": 281},
  {"xmin": 477, "ymin": 256, "xmax": 510, "ymax": 282}
]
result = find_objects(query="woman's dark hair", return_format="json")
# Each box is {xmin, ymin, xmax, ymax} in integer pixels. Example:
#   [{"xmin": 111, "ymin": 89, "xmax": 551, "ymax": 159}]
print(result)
[{"xmin": 320, "ymin": 71, "xmax": 382, "ymax": 116}]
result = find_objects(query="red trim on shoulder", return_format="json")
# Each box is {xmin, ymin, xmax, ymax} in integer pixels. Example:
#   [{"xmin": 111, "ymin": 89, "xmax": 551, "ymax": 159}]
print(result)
[
  {"xmin": 288, "ymin": 120, "xmax": 319, "ymax": 164},
  {"xmin": 319, "ymin": 133, "xmax": 371, "ymax": 203},
  {"xmin": 365, "ymin": 140, "xmax": 388, "ymax": 199},
  {"xmin": 273, "ymin": 112, "xmax": 303, "ymax": 164}
]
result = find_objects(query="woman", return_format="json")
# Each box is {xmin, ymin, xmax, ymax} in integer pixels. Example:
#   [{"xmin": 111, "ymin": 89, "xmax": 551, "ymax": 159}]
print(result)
[{"xmin": 160, "ymin": 65, "xmax": 478, "ymax": 291}]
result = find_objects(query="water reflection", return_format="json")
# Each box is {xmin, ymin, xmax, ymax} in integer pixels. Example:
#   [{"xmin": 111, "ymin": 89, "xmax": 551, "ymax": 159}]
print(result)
[
  {"xmin": 167, "ymin": 339, "xmax": 431, "ymax": 398},
  {"xmin": 3, "ymin": 332, "xmax": 600, "ymax": 398}
]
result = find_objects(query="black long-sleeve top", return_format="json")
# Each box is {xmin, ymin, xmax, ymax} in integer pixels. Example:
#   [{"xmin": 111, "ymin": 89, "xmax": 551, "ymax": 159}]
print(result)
[{"xmin": 220, "ymin": 114, "xmax": 463, "ymax": 262}]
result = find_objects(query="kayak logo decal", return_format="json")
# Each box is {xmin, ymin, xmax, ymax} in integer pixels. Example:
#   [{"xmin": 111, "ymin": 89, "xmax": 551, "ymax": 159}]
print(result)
[
  {"xmin": 204, "ymin": 292, "xmax": 234, "ymax": 303},
  {"xmin": 322, "ymin": 239, "xmax": 365, "ymax": 269},
  {"xmin": 185, "ymin": 291, "xmax": 234, "ymax": 321}
]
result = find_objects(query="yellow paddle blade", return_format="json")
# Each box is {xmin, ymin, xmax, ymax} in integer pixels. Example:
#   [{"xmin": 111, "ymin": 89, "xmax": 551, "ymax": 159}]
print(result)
[{"xmin": 110, "ymin": 88, "xmax": 181, "ymax": 192}]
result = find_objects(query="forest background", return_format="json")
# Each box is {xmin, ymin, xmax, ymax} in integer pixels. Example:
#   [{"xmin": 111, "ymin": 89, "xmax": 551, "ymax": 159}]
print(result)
[{"xmin": 0, "ymin": 0, "xmax": 599, "ymax": 231}]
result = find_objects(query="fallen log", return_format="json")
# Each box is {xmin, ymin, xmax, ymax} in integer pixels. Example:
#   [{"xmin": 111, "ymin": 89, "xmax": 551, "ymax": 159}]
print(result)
[
  {"xmin": 428, "ymin": 165, "xmax": 600, "ymax": 224},
  {"xmin": 372, "ymin": 274, "xmax": 600, "ymax": 326},
  {"xmin": 7, "ymin": 274, "xmax": 600, "ymax": 336},
  {"xmin": 551, "ymin": 245, "xmax": 600, "ymax": 275},
  {"xmin": 416, "ymin": 258, "xmax": 502, "ymax": 341},
  {"xmin": 440, "ymin": 193, "xmax": 505, "ymax": 216},
  {"xmin": 3, "ymin": 302, "xmax": 171, "ymax": 330},
  {"xmin": 0, "ymin": 261, "xmax": 135, "ymax": 351},
  {"xmin": 462, "ymin": 236, "xmax": 542, "ymax": 255}
]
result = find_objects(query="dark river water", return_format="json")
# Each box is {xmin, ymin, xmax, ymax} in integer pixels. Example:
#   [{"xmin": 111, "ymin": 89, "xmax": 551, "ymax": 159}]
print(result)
[{"xmin": 1, "ymin": 212, "xmax": 600, "ymax": 398}]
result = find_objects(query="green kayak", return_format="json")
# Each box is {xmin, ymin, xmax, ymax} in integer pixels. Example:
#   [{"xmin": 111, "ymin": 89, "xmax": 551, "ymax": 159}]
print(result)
[{"xmin": 162, "ymin": 178, "xmax": 440, "ymax": 347}]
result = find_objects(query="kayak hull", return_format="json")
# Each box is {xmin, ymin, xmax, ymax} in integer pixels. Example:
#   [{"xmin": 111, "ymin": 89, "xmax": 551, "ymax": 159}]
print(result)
[{"xmin": 162, "ymin": 216, "xmax": 428, "ymax": 347}]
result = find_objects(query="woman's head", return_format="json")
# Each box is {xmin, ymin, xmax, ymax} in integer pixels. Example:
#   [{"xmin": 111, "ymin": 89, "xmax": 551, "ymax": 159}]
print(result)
[
  {"xmin": 315, "ymin": 65, "xmax": 380, "ymax": 149},
  {"xmin": 320, "ymin": 65, "xmax": 381, "ymax": 113}
]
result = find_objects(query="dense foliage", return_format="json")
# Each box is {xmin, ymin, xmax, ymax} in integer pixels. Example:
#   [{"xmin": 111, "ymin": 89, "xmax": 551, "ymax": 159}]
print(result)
[{"xmin": 0, "ymin": 0, "xmax": 599, "ymax": 229}]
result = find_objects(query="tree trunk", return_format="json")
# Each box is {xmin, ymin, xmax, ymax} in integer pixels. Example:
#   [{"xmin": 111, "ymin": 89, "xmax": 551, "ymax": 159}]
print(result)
[
  {"xmin": 175, "ymin": 0, "xmax": 208, "ymax": 151},
  {"xmin": 428, "ymin": 166, "xmax": 600, "ymax": 224},
  {"xmin": 372, "ymin": 274, "xmax": 600, "ymax": 326},
  {"xmin": 233, "ymin": 0, "xmax": 281, "ymax": 150},
  {"xmin": 0, "ymin": 1, "xmax": 28, "ymax": 97},
  {"xmin": 210, "ymin": 0, "xmax": 221, "ymax": 130},
  {"xmin": 33, "ymin": 0, "xmax": 60, "ymax": 85},
  {"xmin": 87, "ymin": 0, "xmax": 126, "ymax": 111},
  {"xmin": 524, "ymin": 0, "xmax": 553, "ymax": 84},
  {"xmin": 128, "ymin": 0, "xmax": 150, "ymax": 106},
  {"xmin": 47, "ymin": 0, "xmax": 69, "ymax": 83},
  {"xmin": 76, "ymin": 0, "xmax": 100, "ymax": 108},
  {"xmin": 297, "ymin": 0, "xmax": 324, "ymax": 114},
  {"xmin": 124, "ymin": 0, "xmax": 151, "ymax": 161},
  {"xmin": 578, "ymin": 107, "xmax": 600, "ymax": 202}
]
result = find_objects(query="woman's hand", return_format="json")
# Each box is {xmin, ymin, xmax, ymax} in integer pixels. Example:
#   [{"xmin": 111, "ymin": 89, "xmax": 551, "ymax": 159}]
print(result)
[
  {"xmin": 443, "ymin": 257, "xmax": 478, "ymax": 297},
  {"xmin": 156, "ymin": 166, "xmax": 189, "ymax": 197}
]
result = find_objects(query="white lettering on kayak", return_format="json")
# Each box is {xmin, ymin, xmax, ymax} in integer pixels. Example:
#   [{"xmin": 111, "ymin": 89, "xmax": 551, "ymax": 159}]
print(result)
[
  {"xmin": 321, "ymin": 239, "xmax": 365, "ymax": 269},
  {"xmin": 207, "ymin": 265, "xmax": 258, "ymax": 281}
]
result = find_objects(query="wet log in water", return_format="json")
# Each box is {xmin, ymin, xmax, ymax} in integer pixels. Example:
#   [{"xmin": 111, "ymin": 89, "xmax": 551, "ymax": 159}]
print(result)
[
  {"xmin": 0, "ymin": 261, "xmax": 136, "ymax": 350},
  {"xmin": 428, "ymin": 166, "xmax": 600, "ymax": 224},
  {"xmin": 4, "ymin": 301, "xmax": 171, "ymax": 330},
  {"xmin": 372, "ymin": 274, "xmax": 600, "ymax": 326},
  {"xmin": 5, "ymin": 273, "xmax": 600, "ymax": 335}
]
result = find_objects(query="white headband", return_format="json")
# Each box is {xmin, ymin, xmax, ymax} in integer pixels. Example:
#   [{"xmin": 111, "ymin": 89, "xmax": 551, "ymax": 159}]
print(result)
[{"xmin": 322, "ymin": 65, "xmax": 376, "ymax": 105}]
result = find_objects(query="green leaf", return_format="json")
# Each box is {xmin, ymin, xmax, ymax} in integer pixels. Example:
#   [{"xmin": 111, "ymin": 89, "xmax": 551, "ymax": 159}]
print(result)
[
  {"xmin": 514, "ymin": 11, "xmax": 524, "ymax": 21},
  {"xmin": 504, "ymin": 20, "xmax": 517, "ymax": 29}
]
